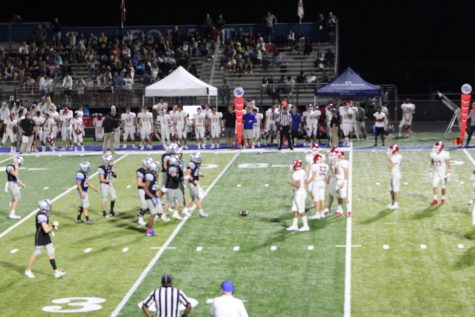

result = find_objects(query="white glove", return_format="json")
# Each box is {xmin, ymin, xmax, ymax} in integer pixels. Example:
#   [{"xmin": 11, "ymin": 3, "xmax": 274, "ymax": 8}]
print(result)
[
  {"xmin": 53, "ymin": 220, "xmax": 59, "ymax": 229},
  {"xmin": 152, "ymin": 197, "xmax": 159, "ymax": 206},
  {"xmin": 161, "ymin": 187, "xmax": 168, "ymax": 193},
  {"xmin": 50, "ymin": 231, "xmax": 55, "ymax": 238},
  {"xmin": 446, "ymin": 172, "xmax": 451, "ymax": 179}
]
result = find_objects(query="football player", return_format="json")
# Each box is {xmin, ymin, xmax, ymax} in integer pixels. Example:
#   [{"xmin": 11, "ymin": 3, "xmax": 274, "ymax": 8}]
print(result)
[
  {"xmin": 121, "ymin": 106, "xmax": 137, "ymax": 149},
  {"xmin": 42, "ymin": 113, "xmax": 57, "ymax": 152},
  {"xmin": 308, "ymin": 153, "xmax": 329, "ymax": 219},
  {"xmin": 265, "ymin": 103, "xmax": 279, "ymax": 146},
  {"xmin": 304, "ymin": 144, "xmax": 320, "ymax": 200},
  {"xmin": 1, "ymin": 113, "xmax": 18, "ymax": 152},
  {"xmin": 287, "ymin": 160, "xmax": 309, "ymax": 232},
  {"xmin": 98, "ymin": 153, "xmax": 118, "ymax": 217},
  {"xmin": 339, "ymin": 102, "xmax": 353, "ymax": 147},
  {"xmin": 71, "ymin": 112, "xmax": 85, "ymax": 152},
  {"xmin": 173, "ymin": 106, "xmax": 188, "ymax": 149},
  {"xmin": 335, "ymin": 150, "xmax": 350, "ymax": 217},
  {"xmin": 25, "ymin": 199, "xmax": 66, "ymax": 279},
  {"xmin": 144, "ymin": 160, "xmax": 164, "ymax": 237},
  {"xmin": 5, "ymin": 156, "xmax": 25, "ymax": 219},
  {"xmin": 137, "ymin": 157, "xmax": 157, "ymax": 225},
  {"xmin": 327, "ymin": 148, "xmax": 339, "ymax": 213},
  {"xmin": 59, "ymin": 106, "xmax": 73, "ymax": 150},
  {"xmin": 76, "ymin": 161, "xmax": 99, "ymax": 224},
  {"xmin": 138, "ymin": 106, "xmax": 153, "ymax": 150},
  {"xmin": 194, "ymin": 107, "xmax": 207, "ymax": 149},
  {"xmin": 399, "ymin": 99, "xmax": 416, "ymax": 138},
  {"xmin": 387, "ymin": 144, "xmax": 402, "ymax": 209},
  {"xmin": 252, "ymin": 108, "xmax": 264, "ymax": 147},
  {"xmin": 209, "ymin": 107, "xmax": 223, "ymax": 149},
  {"xmin": 157, "ymin": 109, "xmax": 171, "ymax": 147},
  {"xmin": 166, "ymin": 155, "xmax": 188, "ymax": 220},
  {"xmin": 183, "ymin": 152, "xmax": 208, "ymax": 218},
  {"xmin": 430, "ymin": 141, "xmax": 451, "ymax": 205}
]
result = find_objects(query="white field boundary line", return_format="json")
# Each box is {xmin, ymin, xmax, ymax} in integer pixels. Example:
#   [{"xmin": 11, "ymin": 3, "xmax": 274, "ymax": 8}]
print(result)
[
  {"xmin": 462, "ymin": 148, "xmax": 475, "ymax": 165},
  {"xmin": 110, "ymin": 152, "xmax": 240, "ymax": 317},
  {"xmin": 344, "ymin": 142, "xmax": 354, "ymax": 317},
  {"xmin": 0, "ymin": 154, "xmax": 129, "ymax": 240},
  {"xmin": 0, "ymin": 155, "xmax": 14, "ymax": 164}
]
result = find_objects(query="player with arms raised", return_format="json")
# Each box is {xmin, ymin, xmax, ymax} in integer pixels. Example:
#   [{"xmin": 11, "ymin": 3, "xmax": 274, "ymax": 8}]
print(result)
[
  {"xmin": 398, "ymin": 99, "xmax": 416, "ymax": 138},
  {"xmin": 387, "ymin": 144, "xmax": 402, "ymax": 209},
  {"xmin": 287, "ymin": 160, "xmax": 309, "ymax": 232},
  {"xmin": 430, "ymin": 141, "xmax": 451, "ymax": 205}
]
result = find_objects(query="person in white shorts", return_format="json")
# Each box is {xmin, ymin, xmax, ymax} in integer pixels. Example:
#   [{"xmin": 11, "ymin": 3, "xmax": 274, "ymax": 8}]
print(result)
[
  {"xmin": 387, "ymin": 144, "xmax": 402, "ymax": 209},
  {"xmin": 156, "ymin": 109, "xmax": 171, "ymax": 147},
  {"xmin": 398, "ymin": 99, "xmax": 416, "ymax": 138},
  {"xmin": 76, "ymin": 161, "xmax": 98, "ymax": 224},
  {"xmin": 121, "ymin": 106, "xmax": 136, "ymax": 148},
  {"xmin": 308, "ymin": 153, "xmax": 329, "ymax": 220},
  {"xmin": 194, "ymin": 107, "xmax": 207, "ymax": 149},
  {"xmin": 339, "ymin": 102, "xmax": 353, "ymax": 147},
  {"xmin": 98, "ymin": 153, "xmax": 118, "ymax": 217},
  {"xmin": 209, "ymin": 108, "xmax": 223, "ymax": 149},
  {"xmin": 138, "ymin": 106, "xmax": 153, "ymax": 150},
  {"xmin": 173, "ymin": 106, "xmax": 188, "ymax": 149},
  {"xmin": 252, "ymin": 108, "xmax": 264, "ymax": 147},
  {"xmin": 327, "ymin": 148, "xmax": 339, "ymax": 213},
  {"xmin": 430, "ymin": 141, "xmax": 451, "ymax": 205},
  {"xmin": 42, "ymin": 113, "xmax": 57, "ymax": 151},
  {"xmin": 137, "ymin": 157, "xmax": 152, "ymax": 226},
  {"xmin": 93, "ymin": 114, "xmax": 104, "ymax": 141},
  {"xmin": 350, "ymin": 102, "xmax": 360, "ymax": 140},
  {"xmin": 335, "ymin": 150, "xmax": 350, "ymax": 217},
  {"xmin": 71, "ymin": 112, "xmax": 85, "ymax": 152},
  {"xmin": 59, "ymin": 106, "xmax": 73, "ymax": 150},
  {"xmin": 265, "ymin": 103, "xmax": 279, "ymax": 146},
  {"xmin": 1, "ymin": 113, "xmax": 18, "ymax": 152},
  {"xmin": 287, "ymin": 160, "xmax": 309, "ymax": 232},
  {"xmin": 144, "ymin": 160, "xmax": 164, "ymax": 237},
  {"xmin": 5, "ymin": 156, "xmax": 25, "ymax": 219}
]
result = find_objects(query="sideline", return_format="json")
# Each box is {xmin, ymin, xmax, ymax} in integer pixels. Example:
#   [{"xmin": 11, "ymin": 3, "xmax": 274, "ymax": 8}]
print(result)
[{"xmin": 344, "ymin": 142, "xmax": 354, "ymax": 317}]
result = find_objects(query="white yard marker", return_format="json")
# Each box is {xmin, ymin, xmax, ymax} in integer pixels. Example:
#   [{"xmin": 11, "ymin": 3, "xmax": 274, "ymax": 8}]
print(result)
[
  {"xmin": 460, "ymin": 181, "xmax": 465, "ymax": 185},
  {"xmin": 233, "ymin": 246, "xmax": 240, "ymax": 252},
  {"xmin": 375, "ymin": 182, "xmax": 381, "ymax": 186},
  {"xmin": 126, "ymin": 185, "xmax": 132, "ymax": 189},
  {"xmin": 457, "ymin": 244, "xmax": 464, "ymax": 249},
  {"xmin": 264, "ymin": 184, "xmax": 269, "ymax": 187},
  {"xmin": 236, "ymin": 184, "xmax": 241, "ymax": 187},
  {"xmin": 270, "ymin": 245, "xmax": 277, "ymax": 251},
  {"xmin": 0, "ymin": 154, "xmax": 130, "ymax": 240},
  {"xmin": 122, "ymin": 247, "xmax": 129, "ymax": 253},
  {"xmin": 10, "ymin": 248, "xmax": 18, "ymax": 254},
  {"xmin": 84, "ymin": 248, "xmax": 92, "ymax": 253},
  {"xmin": 196, "ymin": 246, "xmax": 203, "ymax": 252},
  {"xmin": 111, "ymin": 152, "xmax": 241, "ymax": 317},
  {"xmin": 43, "ymin": 186, "xmax": 49, "ymax": 190},
  {"xmin": 403, "ymin": 182, "xmax": 409, "ymax": 185},
  {"xmin": 420, "ymin": 244, "xmax": 427, "ymax": 250},
  {"xmin": 383, "ymin": 244, "xmax": 389, "ymax": 250},
  {"xmin": 343, "ymin": 142, "xmax": 354, "ymax": 317},
  {"xmin": 35, "ymin": 154, "xmax": 40, "ymax": 158},
  {"xmin": 307, "ymin": 245, "xmax": 314, "ymax": 251}
]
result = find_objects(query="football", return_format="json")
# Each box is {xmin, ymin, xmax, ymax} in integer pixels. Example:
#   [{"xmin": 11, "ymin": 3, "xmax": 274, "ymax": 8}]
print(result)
[{"xmin": 239, "ymin": 210, "xmax": 250, "ymax": 217}]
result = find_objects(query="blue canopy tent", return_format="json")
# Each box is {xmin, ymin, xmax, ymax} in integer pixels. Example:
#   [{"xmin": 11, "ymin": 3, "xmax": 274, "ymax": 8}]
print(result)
[{"xmin": 316, "ymin": 67, "xmax": 381, "ymax": 97}]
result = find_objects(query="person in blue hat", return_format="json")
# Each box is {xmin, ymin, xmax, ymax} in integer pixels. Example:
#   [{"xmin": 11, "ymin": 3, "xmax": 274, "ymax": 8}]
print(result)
[{"xmin": 211, "ymin": 280, "xmax": 248, "ymax": 317}]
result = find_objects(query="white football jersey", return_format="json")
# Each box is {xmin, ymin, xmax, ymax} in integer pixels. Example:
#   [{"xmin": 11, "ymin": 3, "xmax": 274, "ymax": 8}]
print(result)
[
  {"xmin": 266, "ymin": 108, "xmax": 276, "ymax": 123},
  {"xmin": 292, "ymin": 169, "xmax": 307, "ymax": 192},
  {"xmin": 390, "ymin": 153, "xmax": 402, "ymax": 176},
  {"xmin": 254, "ymin": 113, "xmax": 263, "ymax": 129},
  {"xmin": 138, "ymin": 112, "xmax": 153, "ymax": 128},
  {"xmin": 121, "ymin": 112, "xmax": 136, "ymax": 128},
  {"xmin": 194, "ymin": 113, "xmax": 206, "ymax": 127},
  {"xmin": 173, "ymin": 111, "xmax": 187, "ymax": 127},
  {"xmin": 335, "ymin": 159, "xmax": 349, "ymax": 181},
  {"xmin": 309, "ymin": 110, "xmax": 320, "ymax": 124},
  {"xmin": 72, "ymin": 118, "xmax": 84, "ymax": 133},
  {"xmin": 5, "ymin": 118, "xmax": 17, "ymax": 130},
  {"xmin": 60, "ymin": 111, "xmax": 73, "ymax": 128},
  {"xmin": 312, "ymin": 162, "xmax": 329, "ymax": 183},
  {"xmin": 209, "ymin": 112, "xmax": 222, "ymax": 127},
  {"xmin": 339, "ymin": 106, "xmax": 352, "ymax": 124},
  {"xmin": 43, "ymin": 118, "xmax": 56, "ymax": 132},
  {"xmin": 431, "ymin": 150, "xmax": 450, "ymax": 174}
]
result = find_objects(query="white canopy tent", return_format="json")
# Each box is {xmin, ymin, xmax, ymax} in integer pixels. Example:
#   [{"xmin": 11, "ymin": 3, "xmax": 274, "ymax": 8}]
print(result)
[{"xmin": 144, "ymin": 66, "xmax": 218, "ymax": 107}]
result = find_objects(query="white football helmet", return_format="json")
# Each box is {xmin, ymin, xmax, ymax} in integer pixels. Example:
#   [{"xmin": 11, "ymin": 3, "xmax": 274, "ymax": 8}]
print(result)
[
  {"xmin": 143, "ymin": 157, "xmax": 154, "ymax": 169},
  {"xmin": 168, "ymin": 156, "xmax": 179, "ymax": 167},
  {"xmin": 79, "ymin": 161, "xmax": 91, "ymax": 172},
  {"xmin": 13, "ymin": 156, "xmax": 24, "ymax": 166},
  {"xmin": 169, "ymin": 143, "xmax": 178, "ymax": 154},
  {"xmin": 148, "ymin": 160, "xmax": 160, "ymax": 172},
  {"xmin": 103, "ymin": 153, "xmax": 113, "ymax": 165},
  {"xmin": 433, "ymin": 141, "xmax": 444, "ymax": 154},
  {"xmin": 191, "ymin": 152, "xmax": 201, "ymax": 163},
  {"xmin": 38, "ymin": 199, "xmax": 52, "ymax": 211}
]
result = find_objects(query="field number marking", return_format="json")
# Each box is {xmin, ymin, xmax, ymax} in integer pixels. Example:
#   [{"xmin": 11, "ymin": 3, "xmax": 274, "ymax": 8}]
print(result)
[{"xmin": 42, "ymin": 297, "xmax": 106, "ymax": 313}]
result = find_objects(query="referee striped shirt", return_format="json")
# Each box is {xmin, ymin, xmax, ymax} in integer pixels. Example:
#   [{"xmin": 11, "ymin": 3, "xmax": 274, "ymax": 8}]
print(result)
[
  {"xmin": 143, "ymin": 287, "xmax": 190, "ymax": 317},
  {"xmin": 277, "ymin": 110, "xmax": 292, "ymax": 127}
]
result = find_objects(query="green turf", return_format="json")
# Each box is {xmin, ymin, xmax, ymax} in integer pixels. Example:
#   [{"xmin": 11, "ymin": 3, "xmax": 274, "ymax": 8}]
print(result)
[
  {"xmin": 119, "ymin": 152, "xmax": 346, "ymax": 317},
  {"xmin": 0, "ymin": 152, "xmax": 233, "ymax": 316},
  {"xmin": 352, "ymin": 149, "xmax": 475, "ymax": 316}
]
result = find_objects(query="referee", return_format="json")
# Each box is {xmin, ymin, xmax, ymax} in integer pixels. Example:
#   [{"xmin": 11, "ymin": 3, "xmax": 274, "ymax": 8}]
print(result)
[
  {"xmin": 277, "ymin": 105, "xmax": 293, "ymax": 150},
  {"xmin": 142, "ymin": 273, "xmax": 192, "ymax": 317}
]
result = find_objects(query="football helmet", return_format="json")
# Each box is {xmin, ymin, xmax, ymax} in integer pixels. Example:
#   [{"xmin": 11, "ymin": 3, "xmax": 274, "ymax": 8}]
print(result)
[
  {"xmin": 388, "ymin": 144, "xmax": 399, "ymax": 155},
  {"xmin": 337, "ymin": 150, "xmax": 345, "ymax": 159},
  {"xmin": 311, "ymin": 143, "xmax": 319, "ymax": 152},
  {"xmin": 79, "ymin": 161, "xmax": 91, "ymax": 173},
  {"xmin": 103, "ymin": 153, "xmax": 113, "ymax": 165},
  {"xmin": 168, "ymin": 156, "xmax": 179, "ymax": 167},
  {"xmin": 148, "ymin": 160, "xmax": 160, "ymax": 172},
  {"xmin": 314, "ymin": 153, "xmax": 323, "ymax": 163},
  {"xmin": 143, "ymin": 157, "xmax": 153, "ymax": 169},
  {"xmin": 433, "ymin": 141, "xmax": 444, "ymax": 154},
  {"xmin": 169, "ymin": 143, "xmax": 178, "ymax": 154},
  {"xmin": 292, "ymin": 160, "xmax": 302, "ymax": 170},
  {"xmin": 38, "ymin": 199, "xmax": 52, "ymax": 211},
  {"xmin": 191, "ymin": 152, "xmax": 201, "ymax": 163},
  {"xmin": 176, "ymin": 146, "xmax": 183, "ymax": 156},
  {"xmin": 13, "ymin": 156, "xmax": 24, "ymax": 166}
]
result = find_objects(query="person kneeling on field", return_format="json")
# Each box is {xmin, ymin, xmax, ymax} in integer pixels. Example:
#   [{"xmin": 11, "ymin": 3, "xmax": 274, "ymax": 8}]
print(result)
[{"xmin": 25, "ymin": 199, "xmax": 66, "ymax": 279}]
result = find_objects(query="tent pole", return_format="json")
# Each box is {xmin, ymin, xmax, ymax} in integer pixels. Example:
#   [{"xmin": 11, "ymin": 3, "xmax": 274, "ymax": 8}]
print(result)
[{"xmin": 216, "ymin": 95, "xmax": 218, "ymax": 110}]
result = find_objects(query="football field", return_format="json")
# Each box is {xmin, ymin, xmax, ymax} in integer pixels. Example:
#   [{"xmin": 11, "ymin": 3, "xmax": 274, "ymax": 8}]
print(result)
[{"xmin": 0, "ymin": 145, "xmax": 475, "ymax": 316}]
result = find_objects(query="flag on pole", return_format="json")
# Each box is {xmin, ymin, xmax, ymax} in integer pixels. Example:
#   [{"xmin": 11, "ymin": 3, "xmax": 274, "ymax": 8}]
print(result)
[
  {"xmin": 120, "ymin": 0, "xmax": 126, "ymax": 28},
  {"xmin": 297, "ymin": 0, "xmax": 304, "ymax": 21}
]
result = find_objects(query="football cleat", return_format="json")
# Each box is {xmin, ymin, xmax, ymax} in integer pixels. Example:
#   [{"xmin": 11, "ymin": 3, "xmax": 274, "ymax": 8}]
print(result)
[
  {"xmin": 286, "ymin": 225, "xmax": 299, "ymax": 231},
  {"xmin": 335, "ymin": 211, "xmax": 344, "ymax": 217},
  {"xmin": 309, "ymin": 213, "xmax": 321, "ymax": 220},
  {"xmin": 146, "ymin": 229, "xmax": 157, "ymax": 237},
  {"xmin": 9, "ymin": 214, "xmax": 21, "ymax": 220},
  {"xmin": 138, "ymin": 217, "xmax": 147, "ymax": 226},
  {"xmin": 440, "ymin": 199, "xmax": 446, "ymax": 205},
  {"xmin": 431, "ymin": 199, "xmax": 438, "ymax": 205},
  {"xmin": 85, "ymin": 220, "xmax": 92, "ymax": 225},
  {"xmin": 25, "ymin": 270, "xmax": 35, "ymax": 279},
  {"xmin": 161, "ymin": 214, "xmax": 171, "ymax": 222},
  {"xmin": 298, "ymin": 226, "xmax": 310, "ymax": 232},
  {"xmin": 199, "ymin": 210, "xmax": 208, "ymax": 218},
  {"xmin": 54, "ymin": 270, "xmax": 66, "ymax": 279},
  {"xmin": 172, "ymin": 212, "xmax": 182, "ymax": 220}
]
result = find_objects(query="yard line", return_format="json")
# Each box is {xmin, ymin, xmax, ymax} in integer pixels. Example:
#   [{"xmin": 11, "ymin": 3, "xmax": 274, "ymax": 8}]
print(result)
[
  {"xmin": 344, "ymin": 142, "xmax": 354, "ymax": 317},
  {"xmin": 0, "ymin": 155, "xmax": 14, "ymax": 164},
  {"xmin": 463, "ymin": 148, "xmax": 475, "ymax": 165},
  {"xmin": 0, "ymin": 154, "xmax": 129, "ymax": 240},
  {"xmin": 110, "ymin": 152, "xmax": 240, "ymax": 317}
]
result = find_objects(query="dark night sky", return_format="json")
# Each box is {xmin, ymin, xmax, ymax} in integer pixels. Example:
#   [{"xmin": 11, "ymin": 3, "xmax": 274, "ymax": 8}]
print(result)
[{"xmin": 2, "ymin": 0, "xmax": 474, "ymax": 93}]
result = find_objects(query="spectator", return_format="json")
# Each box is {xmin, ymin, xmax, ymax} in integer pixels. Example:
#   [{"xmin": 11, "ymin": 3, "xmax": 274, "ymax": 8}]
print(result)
[
  {"xmin": 263, "ymin": 12, "xmax": 277, "ymax": 42},
  {"xmin": 220, "ymin": 79, "xmax": 231, "ymax": 106},
  {"xmin": 61, "ymin": 73, "xmax": 73, "ymax": 104},
  {"xmin": 51, "ymin": 18, "xmax": 62, "ymax": 46},
  {"xmin": 142, "ymin": 273, "xmax": 192, "ymax": 317},
  {"xmin": 211, "ymin": 280, "xmax": 248, "ymax": 317},
  {"xmin": 33, "ymin": 23, "xmax": 47, "ymax": 45},
  {"xmin": 296, "ymin": 70, "xmax": 306, "ymax": 84},
  {"xmin": 291, "ymin": 105, "xmax": 302, "ymax": 146},
  {"xmin": 325, "ymin": 48, "xmax": 335, "ymax": 67},
  {"xmin": 316, "ymin": 14, "xmax": 326, "ymax": 43},
  {"xmin": 287, "ymin": 30, "xmax": 295, "ymax": 48},
  {"xmin": 102, "ymin": 113, "xmax": 115, "ymax": 154},
  {"xmin": 243, "ymin": 106, "xmax": 257, "ymax": 148},
  {"xmin": 222, "ymin": 106, "xmax": 236, "ymax": 148},
  {"xmin": 215, "ymin": 14, "xmax": 226, "ymax": 44},
  {"xmin": 304, "ymin": 37, "xmax": 313, "ymax": 55},
  {"xmin": 373, "ymin": 106, "xmax": 386, "ymax": 147},
  {"xmin": 327, "ymin": 12, "xmax": 338, "ymax": 43},
  {"xmin": 19, "ymin": 111, "xmax": 36, "ymax": 154}
]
